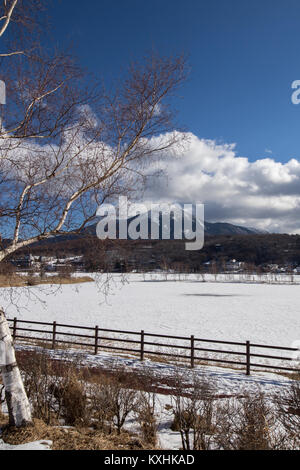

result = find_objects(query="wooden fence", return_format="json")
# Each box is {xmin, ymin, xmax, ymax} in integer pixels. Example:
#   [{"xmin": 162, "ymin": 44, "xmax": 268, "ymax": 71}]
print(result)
[{"xmin": 7, "ymin": 317, "xmax": 300, "ymax": 376}]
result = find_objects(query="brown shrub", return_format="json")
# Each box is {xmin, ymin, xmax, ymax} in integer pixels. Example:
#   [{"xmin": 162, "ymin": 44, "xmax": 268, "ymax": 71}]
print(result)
[
  {"xmin": 18, "ymin": 350, "xmax": 88, "ymax": 426},
  {"xmin": 275, "ymin": 380, "xmax": 300, "ymax": 449},
  {"xmin": 215, "ymin": 392, "xmax": 282, "ymax": 450},
  {"xmin": 53, "ymin": 372, "xmax": 88, "ymax": 427},
  {"xmin": 88, "ymin": 367, "xmax": 139, "ymax": 434},
  {"xmin": 170, "ymin": 370, "xmax": 216, "ymax": 450},
  {"xmin": 135, "ymin": 391, "xmax": 158, "ymax": 446}
]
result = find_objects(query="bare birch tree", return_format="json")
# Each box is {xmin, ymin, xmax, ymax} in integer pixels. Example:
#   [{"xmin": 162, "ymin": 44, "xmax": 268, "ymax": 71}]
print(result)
[{"xmin": 0, "ymin": 1, "xmax": 187, "ymax": 426}]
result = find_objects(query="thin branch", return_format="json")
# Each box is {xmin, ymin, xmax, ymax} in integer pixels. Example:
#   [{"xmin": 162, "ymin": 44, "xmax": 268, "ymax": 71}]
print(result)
[{"xmin": 0, "ymin": 0, "xmax": 18, "ymax": 37}]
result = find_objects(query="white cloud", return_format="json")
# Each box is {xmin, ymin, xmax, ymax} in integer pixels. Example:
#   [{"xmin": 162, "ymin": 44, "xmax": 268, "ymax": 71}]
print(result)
[
  {"xmin": 3, "ymin": 124, "xmax": 300, "ymax": 234},
  {"xmin": 144, "ymin": 133, "xmax": 300, "ymax": 233}
]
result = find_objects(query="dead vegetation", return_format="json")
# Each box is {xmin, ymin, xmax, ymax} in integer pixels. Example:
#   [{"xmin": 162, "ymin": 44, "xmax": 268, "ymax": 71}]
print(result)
[
  {"xmin": 1, "ymin": 349, "xmax": 299, "ymax": 450},
  {"xmin": 1, "ymin": 351, "xmax": 159, "ymax": 449},
  {"xmin": 168, "ymin": 371, "xmax": 300, "ymax": 450},
  {"xmin": 0, "ymin": 273, "xmax": 94, "ymax": 287},
  {"xmin": 0, "ymin": 418, "xmax": 147, "ymax": 450}
]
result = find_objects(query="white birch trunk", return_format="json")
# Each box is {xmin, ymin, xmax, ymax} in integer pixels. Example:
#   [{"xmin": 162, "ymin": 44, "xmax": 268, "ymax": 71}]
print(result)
[{"xmin": 0, "ymin": 308, "xmax": 32, "ymax": 426}]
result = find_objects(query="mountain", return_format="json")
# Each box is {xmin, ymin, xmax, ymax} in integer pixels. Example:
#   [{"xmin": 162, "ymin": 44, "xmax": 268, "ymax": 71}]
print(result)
[
  {"xmin": 89, "ymin": 211, "xmax": 266, "ymax": 238},
  {"xmin": 203, "ymin": 221, "xmax": 266, "ymax": 235},
  {"xmin": 24, "ymin": 212, "xmax": 266, "ymax": 249}
]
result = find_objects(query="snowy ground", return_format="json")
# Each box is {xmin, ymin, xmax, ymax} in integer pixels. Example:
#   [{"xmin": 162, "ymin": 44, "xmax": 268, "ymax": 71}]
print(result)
[
  {"xmin": 0, "ymin": 439, "xmax": 52, "ymax": 450},
  {"xmin": 0, "ymin": 272, "xmax": 299, "ymax": 450},
  {"xmin": 16, "ymin": 343, "xmax": 293, "ymax": 397},
  {"xmin": 1, "ymin": 273, "xmax": 299, "ymax": 349}
]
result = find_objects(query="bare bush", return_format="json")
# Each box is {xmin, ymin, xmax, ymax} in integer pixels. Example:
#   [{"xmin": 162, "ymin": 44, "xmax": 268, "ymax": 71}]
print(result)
[
  {"xmin": 134, "ymin": 368, "xmax": 160, "ymax": 446},
  {"xmin": 275, "ymin": 381, "xmax": 300, "ymax": 449},
  {"xmin": 52, "ymin": 371, "xmax": 88, "ymax": 427},
  {"xmin": 215, "ymin": 392, "xmax": 283, "ymax": 450},
  {"xmin": 170, "ymin": 371, "xmax": 216, "ymax": 450},
  {"xmin": 88, "ymin": 368, "xmax": 139, "ymax": 435},
  {"xmin": 88, "ymin": 381, "xmax": 115, "ymax": 432},
  {"xmin": 18, "ymin": 350, "xmax": 88, "ymax": 426},
  {"xmin": 136, "ymin": 391, "xmax": 158, "ymax": 446},
  {"xmin": 18, "ymin": 350, "xmax": 62, "ymax": 424}
]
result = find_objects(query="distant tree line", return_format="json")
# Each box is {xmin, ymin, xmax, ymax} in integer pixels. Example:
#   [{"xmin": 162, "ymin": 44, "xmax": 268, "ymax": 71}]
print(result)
[{"xmin": 7, "ymin": 233, "xmax": 300, "ymax": 273}]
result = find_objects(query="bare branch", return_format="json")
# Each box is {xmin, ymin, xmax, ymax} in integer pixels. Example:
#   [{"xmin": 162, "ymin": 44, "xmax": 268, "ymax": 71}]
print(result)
[
  {"xmin": 0, "ymin": 52, "xmax": 187, "ymax": 262},
  {"xmin": 0, "ymin": 0, "xmax": 18, "ymax": 37}
]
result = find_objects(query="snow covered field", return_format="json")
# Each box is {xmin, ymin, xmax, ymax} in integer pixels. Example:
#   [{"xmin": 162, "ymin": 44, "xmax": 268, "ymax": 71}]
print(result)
[
  {"xmin": 0, "ymin": 273, "xmax": 299, "ymax": 348},
  {"xmin": 1, "ymin": 273, "xmax": 299, "ymax": 451}
]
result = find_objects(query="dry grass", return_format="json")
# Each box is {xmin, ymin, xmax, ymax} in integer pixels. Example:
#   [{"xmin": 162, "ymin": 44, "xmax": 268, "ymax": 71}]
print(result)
[
  {"xmin": 1, "ymin": 419, "xmax": 148, "ymax": 450},
  {"xmin": 0, "ymin": 274, "xmax": 94, "ymax": 288},
  {"xmin": 0, "ymin": 273, "xmax": 27, "ymax": 287}
]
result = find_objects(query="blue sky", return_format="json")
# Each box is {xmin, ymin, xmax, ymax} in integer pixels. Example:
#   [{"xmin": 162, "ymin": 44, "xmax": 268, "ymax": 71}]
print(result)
[
  {"xmin": 50, "ymin": 0, "xmax": 300, "ymax": 164},
  {"xmin": 41, "ymin": 0, "xmax": 300, "ymax": 233}
]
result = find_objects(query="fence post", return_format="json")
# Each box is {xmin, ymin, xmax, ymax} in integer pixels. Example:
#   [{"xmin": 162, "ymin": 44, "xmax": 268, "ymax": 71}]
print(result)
[
  {"xmin": 246, "ymin": 340, "xmax": 251, "ymax": 375},
  {"xmin": 191, "ymin": 335, "xmax": 195, "ymax": 368},
  {"xmin": 140, "ymin": 330, "xmax": 145, "ymax": 361},
  {"xmin": 52, "ymin": 321, "xmax": 57, "ymax": 350},
  {"xmin": 94, "ymin": 325, "xmax": 99, "ymax": 355},
  {"xmin": 12, "ymin": 317, "xmax": 17, "ymax": 341}
]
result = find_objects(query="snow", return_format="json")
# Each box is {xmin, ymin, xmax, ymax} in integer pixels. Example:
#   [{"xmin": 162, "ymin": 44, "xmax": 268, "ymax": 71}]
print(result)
[
  {"xmin": 0, "ymin": 439, "xmax": 52, "ymax": 450},
  {"xmin": 16, "ymin": 342, "xmax": 292, "ymax": 395},
  {"xmin": 1, "ymin": 273, "xmax": 299, "ymax": 349},
  {"xmin": 0, "ymin": 273, "xmax": 298, "ymax": 450}
]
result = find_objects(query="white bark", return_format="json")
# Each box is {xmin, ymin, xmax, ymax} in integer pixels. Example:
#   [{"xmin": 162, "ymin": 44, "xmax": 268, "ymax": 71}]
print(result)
[
  {"xmin": 0, "ymin": 0, "xmax": 18, "ymax": 38},
  {"xmin": 0, "ymin": 308, "xmax": 32, "ymax": 427}
]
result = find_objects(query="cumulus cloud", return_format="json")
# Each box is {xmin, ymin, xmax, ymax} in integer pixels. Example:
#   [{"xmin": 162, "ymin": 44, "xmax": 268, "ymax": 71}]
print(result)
[
  {"xmin": 143, "ymin": 133, "xmax": 300, "ymax": 233},
  {"xmin": 3, "ymin": 123, "xmax": 300, "ymax": 234}
]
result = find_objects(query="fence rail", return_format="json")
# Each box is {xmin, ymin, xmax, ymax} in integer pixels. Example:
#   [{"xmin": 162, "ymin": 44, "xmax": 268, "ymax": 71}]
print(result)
[{"xmin": 7, "ymin": 317, "xmax": 300, "ymax": 376}]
